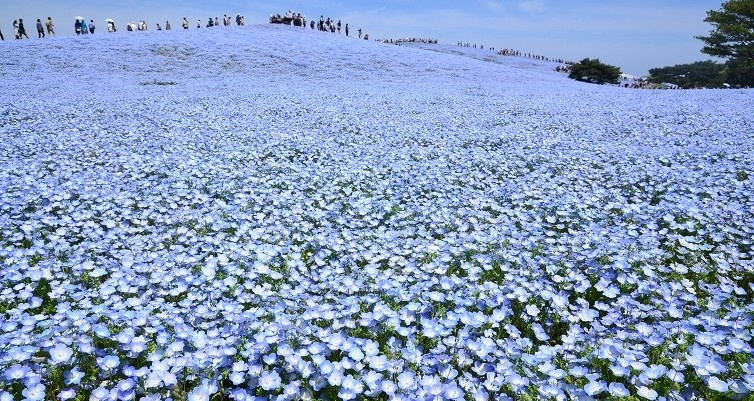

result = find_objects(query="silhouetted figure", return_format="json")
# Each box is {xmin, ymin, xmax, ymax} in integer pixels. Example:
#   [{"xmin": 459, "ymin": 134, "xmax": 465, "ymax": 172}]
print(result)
[{"xmin": 18, "ymin": 19, "xmax": 29, "ymax": 38}]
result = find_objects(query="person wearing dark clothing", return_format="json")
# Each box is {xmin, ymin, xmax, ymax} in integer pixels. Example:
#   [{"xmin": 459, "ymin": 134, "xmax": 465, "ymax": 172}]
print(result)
[
  {"xmin": 337, "ymin": 20, "xmax": 341, "ymax": 33},
  {"xmin": 18, "ymin": 19, "xmax": 29, "ymax": 38},
  {"xmin": 345, "ymin": 23, "xmax": 349, "ymax": 37},
  {"xmin": 75, "ymin": 19, "xmax": 81, "ymax": 34},
  {"xmin": 0, "ymin": 29, "xmax": 3, "ymax": 40},
  {"xmin": 89, "ymin": 20, "xmax": 95, "ymax": 34},
  {"xmin": 36, "ymin": 19, "xmax": 44, "ymax": 38},
  {"xmin": 310, "ymin": 20, "xmax": 314, "ymax": 29}
]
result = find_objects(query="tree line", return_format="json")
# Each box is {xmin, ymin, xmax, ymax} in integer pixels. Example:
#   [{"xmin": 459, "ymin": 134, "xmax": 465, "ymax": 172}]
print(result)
[{"xmin": 568, "ymin": 0, "xmax": 753, "ymax": 88}]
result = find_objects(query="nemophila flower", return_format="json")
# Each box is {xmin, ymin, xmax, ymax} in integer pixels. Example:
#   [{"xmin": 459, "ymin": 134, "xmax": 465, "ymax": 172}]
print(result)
[
  {"xmin": 525, "ymin": 304, "xmax": 540, "ymax": 317},
  {"xmin": 363, "ymin": 340, "xmax": 380, "ymax": 356},
  {"xmin": 262, "ymin": 353, "xmax": 277, "ymax": 365},
  {"xmin": 230, "ymin": 370, "xmax": 246, "ymax": 385},
  {"xmin": 187, "ymin": 384, "xmax": 211, "ymax": 401},
  {"xmin": 4, "ymin": 364, "xmax": 29, "ymax": 381},
  {"xmin": 99, "ymin": 354, "xmax": 120, "ymax": 370},
  {"xmin": 397, "ymin": 371, "xmax": 416, "ymax": 390},
  {"xmin": 636, "ymin": 385, "xmax": 658, "ymax": 400},
  {"xmin": 57, "ymin": 388, "xmax": 76, "ymax": 401},
  {"xmin": 64, "ymin": 367, "xmax": 84, "ymax": 385},
  {"xmin": 444, "ymin": 382, "xmax": 465, "ymax": 400},
  {"xmin": 49, "ymin": 343, "xmax": 74, "ymax": 364},
  {"xmin": 707, "ymin": 376, "xmax": 729, "ymax": 392},
  {"xmin": 584, "ymin": 380, "xmax": 606, "ymax": 396},
  {"xmin": 369, "ymin": 354, "xmax": 389, "ymax": 371},
  {"xmin": 259, "ymin": 370, "xmax": 282, "ymax": 391},
  {"xmin": 342, "ymin": 375, "xmax": 364, "ymax": 394},
  {"xmin": 362, "ymin": 370, "xmax": 382, "ymax": 390},
  {"xmin": 144, "ymin": 373, "xmax": 162, "ymax": 389},
  {"xmin": 90, "ymin": 386, "xmax": 110, "ymax": 401},
  {"xmin": 609, "ymin": 364, "xmax": 630, "ymax": 377},
  {"xmin": 327, "ymin": 369, "xmax": 345, "ymax": 386},
  {"xmin": 319, "ymin": 360, "xmax": 335, "ymax": 376},
  {"xmin": 607, "ymin": 382, "xmax": 630, "ymax": 397},
  {"xmin": 21, "ymin": 383, "xmax": 45, "ymax": 401},
  {"xmin": 380, "ymin": 379, "xmax": 397, "ymax": 395},
  {"xmin": 160, "ymin": 372, "xmax": 178, "ymax": 387}
]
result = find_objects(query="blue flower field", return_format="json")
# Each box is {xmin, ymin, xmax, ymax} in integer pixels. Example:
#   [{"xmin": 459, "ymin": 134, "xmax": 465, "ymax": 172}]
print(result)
[{"xmin": 1, "ymin": 24, "xmax": 753, "ymax": 401}]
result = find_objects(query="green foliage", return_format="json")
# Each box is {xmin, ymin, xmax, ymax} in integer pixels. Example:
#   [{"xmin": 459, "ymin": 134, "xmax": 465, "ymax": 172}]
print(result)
[
  {"xmin": 696, "ymin": 0, "xmax": 754, "ymax": 86},
  {"xmin": 648, "ymin": 61, "xmax": 727, "ymax": 88},
  {"xmin": 568, "ymin": 58, "xmax": 622, "ymax": 85},
  {"xmin": 724, "ymin": 56, "xmax": 754, "ymax": 87}
]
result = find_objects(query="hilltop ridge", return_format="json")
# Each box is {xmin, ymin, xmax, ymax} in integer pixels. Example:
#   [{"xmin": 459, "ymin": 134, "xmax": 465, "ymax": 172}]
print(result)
[{"xmin": 3, "ymin": 23, "xmax": 571, "ymax": 98}]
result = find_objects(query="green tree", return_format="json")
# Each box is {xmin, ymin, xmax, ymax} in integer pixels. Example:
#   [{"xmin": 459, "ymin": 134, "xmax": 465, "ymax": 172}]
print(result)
[
  {"xmin": 696, "ymin": 0, "xmax": 754, "ymax": 86},
  {"xmin": 648, "ymin": 60, "xmax": 727, "ymax": 88},
  {"xmin": 568, "ymin": 58, "xmax": 621, "ymax": 85}
]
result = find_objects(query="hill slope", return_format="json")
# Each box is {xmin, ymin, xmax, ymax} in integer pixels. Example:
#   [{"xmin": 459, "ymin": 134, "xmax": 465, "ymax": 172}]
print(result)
[{"xmin": 1, "ymin": 23, "xmax": 753, "ymax": 401}]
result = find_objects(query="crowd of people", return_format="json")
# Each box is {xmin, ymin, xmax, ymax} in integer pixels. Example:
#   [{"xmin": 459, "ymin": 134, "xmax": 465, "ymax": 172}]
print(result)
[
  {"xmin": 1, "ymin": 13, "xmax": 247, "ymax": 40},
  {"xmin": 377, "ymin": 37, "xmax": 438, "ymax": 45},
  {"xmin": 270, "ymin": 10, "xmax": 369, "ymax": 39},
  {"xmin": 4, "ymin": 10, "xmax": 362, "ymax": 41},
  {"xmin": 5, "ymin": 18, "xmax": 56, "ymax": 40}
]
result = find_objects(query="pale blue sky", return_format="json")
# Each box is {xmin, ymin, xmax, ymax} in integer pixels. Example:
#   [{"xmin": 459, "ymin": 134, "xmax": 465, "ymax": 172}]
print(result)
[{"xmin": 2, "ymin": 0, "xmax": 721, "ymax": 76}]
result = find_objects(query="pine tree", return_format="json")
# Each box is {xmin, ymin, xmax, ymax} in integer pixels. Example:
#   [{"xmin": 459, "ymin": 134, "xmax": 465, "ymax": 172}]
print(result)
[{"xmin": 696, "ymin": 0, "xmax": 754, "ymax": 86}]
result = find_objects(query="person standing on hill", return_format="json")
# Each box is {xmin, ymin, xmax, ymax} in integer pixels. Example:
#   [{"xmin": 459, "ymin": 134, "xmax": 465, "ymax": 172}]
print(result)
[
  {"xmin": 182, "ymin": 18, "xmax": 189, "ymax": 29},
  {"xmin": 165, "ymin": 20, "xmax": 171, "ymax": 30},
  {"xmin": 357, "ymin": 28, "xmax": 362, "ymax": 39},
  {"xmin": 45, "ymin": 17, "xmax": 54, "ymax": 36},
  {"xmin": 36, "ymin": 19, "xmax": 45, "ymax": 38},
  {"xmin": 17, "ymin": 19, "xmax": 29, "ymax": 38},
  {"xmin": 80, "ymin": 19, "xmax": 87, "ymax": 34},
  {"xmin": 0, "ymin": 28, "xmax": 4, "ymax": 40},
  {"xmin": 89, "ymin": 20, "xmax": 95, "ymax": 34},
  {"xmin": 345, "ymin": 23, "xmax": 349, "ymax": 37}
]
